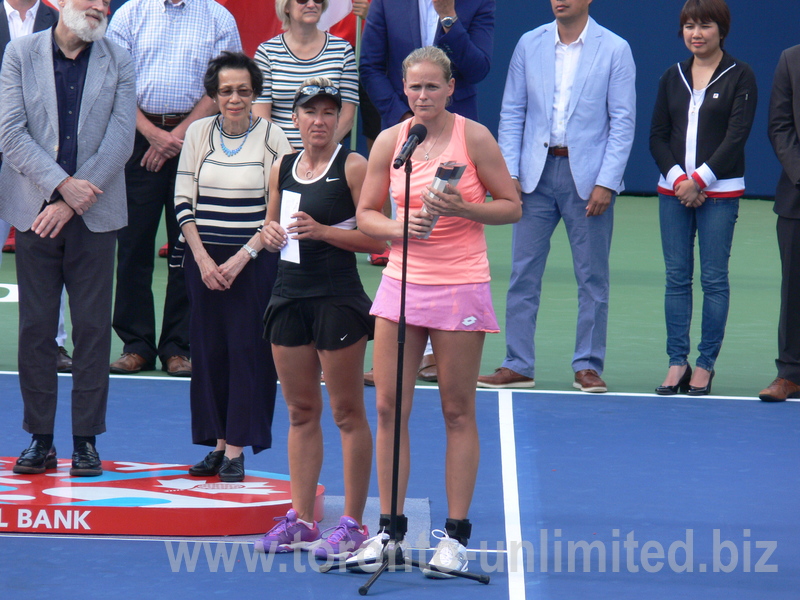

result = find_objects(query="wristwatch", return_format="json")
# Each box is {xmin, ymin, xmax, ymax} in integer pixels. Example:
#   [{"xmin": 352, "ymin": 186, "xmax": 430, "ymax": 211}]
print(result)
[
  {"xmin": 243, "ymin": 244, "xmax": 258, "ymax": 260},
  {"xmin": 440, "ymin": 15, "xmax": 458, "ymax": 28}
]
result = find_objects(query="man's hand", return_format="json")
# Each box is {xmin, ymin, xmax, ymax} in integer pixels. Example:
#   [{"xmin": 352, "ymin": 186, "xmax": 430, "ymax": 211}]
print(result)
[
  {"xmin": 58, "ymin": 177, "xmax": 102, "ymax": 215},
  {"xmin": 585, "ymin": 185, "xmax": 613, "ymax": 217},
  {"xmin": 141, "ymin": 146, "xmax": 170, "ymax": 173},
  {"xmin": 433, "ymin": 0, "xmax": 456, "ymax": 19},
  {"xmin": 141, "ymin": 127, "xmax": 183, "ymax": 172},
  {"xmin": 144, "ymin": 126, "xmax": 183, "ymax": 158},
  {"xmin": 32, "ymin": 200, "xmax": 74, "ymax": 238},
  {"xmin": 352, "ymin": 0, "xmax": 369, "ymax": 19}
]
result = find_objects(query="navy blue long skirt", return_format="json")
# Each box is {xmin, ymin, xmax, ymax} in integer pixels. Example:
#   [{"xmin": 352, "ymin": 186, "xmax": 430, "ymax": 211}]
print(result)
[{"xmin": 184, "ymin": 244, "xmax": 278, "ymax": 454}]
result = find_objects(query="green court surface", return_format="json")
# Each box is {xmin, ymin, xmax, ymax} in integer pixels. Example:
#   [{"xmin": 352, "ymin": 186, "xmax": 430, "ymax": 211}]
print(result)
[{"xmin": 0, "ymin": 196, "xmax": 782, "ymax": 397}]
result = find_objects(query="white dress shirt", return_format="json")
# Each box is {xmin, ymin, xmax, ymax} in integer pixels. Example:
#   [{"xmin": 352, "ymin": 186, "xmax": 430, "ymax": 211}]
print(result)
[
  {"xmin": 550, "ymin": 21, "xmax": 589, "ymax": 147},
  {"xmin": 4, "ymin": 0, "xmax": 40, "ymax": 40},
  {"xmin": 418, "ymin": 0, "xmax": 438, "ymax": 47}
]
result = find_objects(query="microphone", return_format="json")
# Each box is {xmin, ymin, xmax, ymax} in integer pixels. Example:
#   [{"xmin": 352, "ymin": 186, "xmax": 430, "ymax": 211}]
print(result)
[{"xmin": 392, "ymin": 124, "xmax": 427, "ymax": 169}]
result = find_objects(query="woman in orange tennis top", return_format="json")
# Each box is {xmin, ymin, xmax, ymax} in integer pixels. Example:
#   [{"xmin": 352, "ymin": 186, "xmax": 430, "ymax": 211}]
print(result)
[{"xmin": 351, "ymin": 46, "xmax": 520, "ymax": 578}]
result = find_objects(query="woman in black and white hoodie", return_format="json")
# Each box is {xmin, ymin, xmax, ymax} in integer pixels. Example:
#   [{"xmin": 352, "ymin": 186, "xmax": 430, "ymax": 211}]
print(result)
[{"xmin": 650, "ymin": 0, "xmax": 757, "ymax": 396}]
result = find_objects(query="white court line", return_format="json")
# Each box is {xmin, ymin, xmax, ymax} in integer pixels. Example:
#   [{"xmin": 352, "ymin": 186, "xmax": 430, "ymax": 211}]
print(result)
[
  {"xmin": 499, "ymin": 389, "xmax": 525, "ymax": 600},
  {"xmin": 1, "ymin": 371, "xmax": 797, "ymax": 402},
  {"xmin": 478, "ymin": 387, "xmax": 800, "ymax": 402}
]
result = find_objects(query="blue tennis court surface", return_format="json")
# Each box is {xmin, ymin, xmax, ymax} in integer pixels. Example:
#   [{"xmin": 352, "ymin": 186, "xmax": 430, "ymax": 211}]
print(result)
[{"xmin": 0, "ymin": 373, "xmax": 797, "ymax": 599}]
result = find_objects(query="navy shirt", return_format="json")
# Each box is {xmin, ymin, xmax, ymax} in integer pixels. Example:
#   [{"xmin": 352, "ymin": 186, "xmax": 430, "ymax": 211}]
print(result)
[{"xmin": 52, "ymin": 28, "xmax": 92, "ymax": 177}]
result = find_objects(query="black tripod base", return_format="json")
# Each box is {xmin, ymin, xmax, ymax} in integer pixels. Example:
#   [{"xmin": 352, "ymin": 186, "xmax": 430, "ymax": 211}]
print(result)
[{"xmin": 354, "ymin": 546, "xmax": 490, "ymax": 596}]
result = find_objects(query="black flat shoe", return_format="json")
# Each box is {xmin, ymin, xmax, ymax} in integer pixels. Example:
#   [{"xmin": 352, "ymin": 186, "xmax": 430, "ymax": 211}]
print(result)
[
  {"xmin": 687, "ymin": 370, "xmax": 715, "ymax": 396},
  {"xmin": 70, "ymin": 441, "xmax": 102, "ymax": 477},
  {"xmin": 655, "ymin": 365, "xmax": 692, "ymax": 395},
  {"xmin": 13, "ymin": 439, "xmax": 57, "ymax": 474},
  {"xmin": 188, "ymin": 450, "xmax": 225, "ymax": 476},
  {"xmin": 218, "ymin": 455, "xmax": 245, "ymax": 482}
]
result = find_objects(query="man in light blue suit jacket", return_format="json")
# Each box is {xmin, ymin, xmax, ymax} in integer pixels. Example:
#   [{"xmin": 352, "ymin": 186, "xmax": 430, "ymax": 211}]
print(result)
[
  {"xmin": 0, "ymin": 0, "xmax": 136, "ymax": 476},
  {"xmin": 478, "ymin": 0, "xmax": 635, "ymax": 393},
  {"xmin": 360, "ymin": 0, "xmax": 494, "ymax": 129}
]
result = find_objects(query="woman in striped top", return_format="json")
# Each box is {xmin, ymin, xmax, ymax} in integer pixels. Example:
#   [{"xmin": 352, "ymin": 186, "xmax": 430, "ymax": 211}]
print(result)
[
  {"xmin": 174, "ymin": 52, "xmax": 292, "ymax": 482},
  {"xmin": 253, "ymin": 0, "xmax": 359, "ymax": 150}
]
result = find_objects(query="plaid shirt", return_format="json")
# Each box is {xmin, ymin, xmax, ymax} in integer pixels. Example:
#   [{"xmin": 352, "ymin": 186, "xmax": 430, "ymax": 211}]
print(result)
[{"xmin": 106, "ymin": 0, "xmax": 241, "ymax": 114}]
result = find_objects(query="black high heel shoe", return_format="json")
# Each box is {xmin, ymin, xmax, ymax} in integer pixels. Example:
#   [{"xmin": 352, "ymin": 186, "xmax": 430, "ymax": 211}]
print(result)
[
  {"xmin": 655, "ymin": 365, "xmax": 692, "ymax": 395},
  {"xmin": 687, "ymin": 369, "xmax": 715, "ymax": 396}
]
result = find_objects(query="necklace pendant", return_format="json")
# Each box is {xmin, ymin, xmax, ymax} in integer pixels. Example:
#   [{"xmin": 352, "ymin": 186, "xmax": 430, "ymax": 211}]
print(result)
[{"xmin": 424, "ymin": 152, "xmax": 430, "ymax": 161}]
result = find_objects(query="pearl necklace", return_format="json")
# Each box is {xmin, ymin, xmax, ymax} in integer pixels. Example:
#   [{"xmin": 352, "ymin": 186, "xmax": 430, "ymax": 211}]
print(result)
[{"xmin": 220, "ymin": 115, "xmax": 252, "ymax": 157}]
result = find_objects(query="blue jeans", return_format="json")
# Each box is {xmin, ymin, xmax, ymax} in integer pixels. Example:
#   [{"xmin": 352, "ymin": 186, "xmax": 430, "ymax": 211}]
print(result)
[{"xmin": 659, "ymin": 194, "xmax": 739, "ymax": 371}]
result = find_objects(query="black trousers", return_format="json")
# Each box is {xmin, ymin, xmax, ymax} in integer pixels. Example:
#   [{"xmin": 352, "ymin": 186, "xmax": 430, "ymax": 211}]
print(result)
[
  {"xmin": 16, "ymin": 218, "xmax": 116, "ymax": 436},
  {"xmin": 112, "ymin": 129, "xmax": 190, "ymax": 366},
  {"xmin": 776, "ymin": 216, "xmax": 800, "ymax": 382}
]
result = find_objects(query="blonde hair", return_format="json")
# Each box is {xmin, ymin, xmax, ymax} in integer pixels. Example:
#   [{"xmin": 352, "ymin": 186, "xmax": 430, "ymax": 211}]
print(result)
[
  {"xmin": 275, "ymin": 0, "xmax": 330, "ymax": 30},
  {"xmin": 299, "ymin": 76, "xmax": 334, "ymax": 89},
  {"xmin": 402, "ymin": 46, "xmax": 453, "ymax": 82}
]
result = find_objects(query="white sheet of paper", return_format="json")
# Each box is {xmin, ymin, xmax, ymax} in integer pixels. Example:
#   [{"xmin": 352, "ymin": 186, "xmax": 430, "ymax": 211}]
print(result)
[{"xmin": 279, "ymin": 190, "xmax": 302, "ymax": 264}]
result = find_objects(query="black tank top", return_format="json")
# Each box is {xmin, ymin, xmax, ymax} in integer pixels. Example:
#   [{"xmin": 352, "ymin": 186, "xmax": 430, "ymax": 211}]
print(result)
[{"xmin": 272, "ymin": 145, "xmax": 365, "ymax": 298}]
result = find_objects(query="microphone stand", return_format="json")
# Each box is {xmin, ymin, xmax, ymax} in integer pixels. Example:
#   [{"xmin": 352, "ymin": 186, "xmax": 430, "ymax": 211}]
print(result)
[{"xmin": 324, "ymin": 152, "xmax": 490, "ymax": 595}]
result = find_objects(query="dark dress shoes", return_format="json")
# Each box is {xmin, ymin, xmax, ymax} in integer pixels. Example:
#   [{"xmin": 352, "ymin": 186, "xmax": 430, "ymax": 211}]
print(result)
[
  {"xmin": 57, "ymin": 346, "xmax": 73, "ymax": 373},
  {"xmin": 218, "ymin": 455, "xmax": 245, "ymax": 482},
  {"xmin": 70, "ymin": 441, "xmax": 102, "ymax": 477},
  {"xmin": 188, "ymin": 450, "xmax": 225, "ymax": 476},
  {"xmin": 687, "ymin": 370, "xmax": 715, "ymax": 396},
  {"xmin": 13, "ymin": 440, "xmax": 57, "ymax": 474},
  {"xmin": 656, "ymin": 365, "xmax": 692, "ymax": 395},
  {"xmin": 164, "ymin": 355, "xmax": 191, "ymax": 377}
]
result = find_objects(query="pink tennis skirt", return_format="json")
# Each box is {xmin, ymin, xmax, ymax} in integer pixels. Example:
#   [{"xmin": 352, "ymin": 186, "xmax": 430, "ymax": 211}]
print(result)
[{"xmin": 370, "ymin": 275, "xmax": 499, "ymax": 333}]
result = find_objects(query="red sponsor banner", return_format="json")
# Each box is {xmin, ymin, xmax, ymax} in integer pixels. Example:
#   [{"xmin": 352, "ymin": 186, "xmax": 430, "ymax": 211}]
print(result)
[{"xmin": 0, "ymin": 458, "xmax": 324, "ymax": 536}]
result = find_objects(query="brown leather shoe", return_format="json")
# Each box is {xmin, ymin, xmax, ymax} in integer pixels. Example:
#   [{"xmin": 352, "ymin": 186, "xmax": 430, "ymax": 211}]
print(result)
[
  {"xmin": 364, "ymin": 368, "xmax": 375, "ymax": 387},
  {"xmin": 110, "ymin": 352, "xmax": 150, "ymax": 374},
  {"xmin": 573, "ymin": 369, "xmax": 607, "ymax": 393},
  {"xmin": 57, "ymin": 346, "xmax": 73, "ymax": 373},
  {"xmin": 477, "ymin": 367, "xmax": 535, "ymax": 389},
  {"xmin": 417, "ymin": 353, "xmax": 438, "ymax": 382},
  {"xmin": 165, "ymin": 355, "xmax": 191, "ymax": 377},
  {"xmin": 759, "ymin": 377, "xmax": 800, "ymax": 402}
]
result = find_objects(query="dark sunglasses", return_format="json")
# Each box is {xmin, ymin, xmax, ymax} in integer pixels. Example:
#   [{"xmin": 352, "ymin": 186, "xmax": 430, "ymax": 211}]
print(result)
[
  {"xmin": 293, "ymin": 84, "xmax": 342, "ymax": 109},
  {"xmin": 298, "ymin": 85, "xmax": 340, "ymax": 97},
  {"xmin": 295, "ymin": 0, "xmax": 324, "ymax": 4}
]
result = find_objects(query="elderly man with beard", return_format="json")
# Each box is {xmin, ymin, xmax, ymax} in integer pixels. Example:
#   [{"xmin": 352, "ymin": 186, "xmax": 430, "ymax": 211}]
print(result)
[{"xmin": 0, "ymin": 0, "xmax": 136, "ymax": 476}]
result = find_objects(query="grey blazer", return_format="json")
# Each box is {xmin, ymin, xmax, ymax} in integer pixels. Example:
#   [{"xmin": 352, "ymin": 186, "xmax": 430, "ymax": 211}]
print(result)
[{"xmin": 0, "ymin": 29, "xmax": 137, "ymax": 232}]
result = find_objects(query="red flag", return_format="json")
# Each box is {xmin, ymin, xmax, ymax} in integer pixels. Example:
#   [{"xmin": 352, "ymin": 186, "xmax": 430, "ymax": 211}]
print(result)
[{"xmin": 217, "ymin": 0, "xmax": 283, "ymax": 57}]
